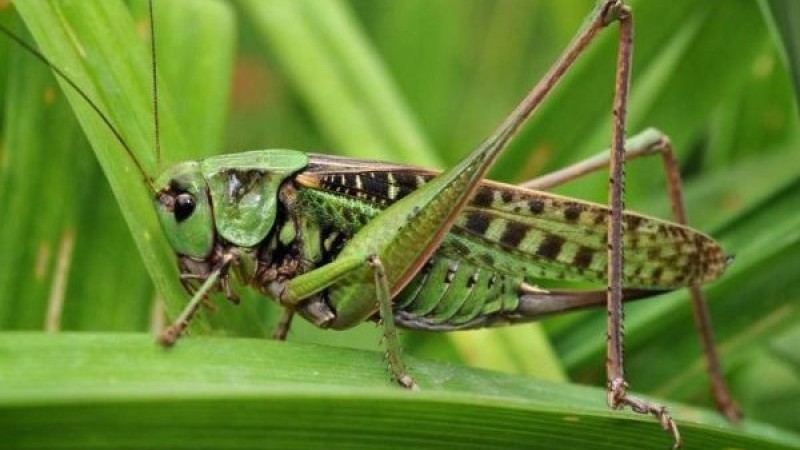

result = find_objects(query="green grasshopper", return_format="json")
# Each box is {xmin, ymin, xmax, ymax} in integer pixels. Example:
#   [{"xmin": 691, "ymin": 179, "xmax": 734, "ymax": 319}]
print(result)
[{"xmin": 4, "ymin": 1, "xmax": 742, "ymax": 447}]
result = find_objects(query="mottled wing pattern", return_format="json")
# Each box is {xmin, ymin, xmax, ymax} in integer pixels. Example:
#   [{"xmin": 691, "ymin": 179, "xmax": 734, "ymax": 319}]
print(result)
[{"xmin": 299, "ymin": 155, "xmax": 728, "ymax": 289}]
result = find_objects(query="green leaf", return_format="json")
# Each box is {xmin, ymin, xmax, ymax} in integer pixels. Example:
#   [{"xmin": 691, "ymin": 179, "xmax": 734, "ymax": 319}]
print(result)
[
  {"xmin": 762, "ymin": 0, "xmax": 800, "ymax": 106},
  {"xmin": 2, "ymin": 333, "xmax": 798, "ymax": 450}
]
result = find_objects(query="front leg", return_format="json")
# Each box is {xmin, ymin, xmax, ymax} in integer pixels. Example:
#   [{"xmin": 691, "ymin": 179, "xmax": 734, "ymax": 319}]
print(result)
[{"xmin": 158, "ymin": 251, "xmax": 237, "ymax": 346}]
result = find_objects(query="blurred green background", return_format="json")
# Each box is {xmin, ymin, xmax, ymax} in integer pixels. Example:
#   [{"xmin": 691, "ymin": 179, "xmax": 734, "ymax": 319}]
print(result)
[{"xmin": 0, "ymin": 0, "xmax": 798, "ymax": 447}]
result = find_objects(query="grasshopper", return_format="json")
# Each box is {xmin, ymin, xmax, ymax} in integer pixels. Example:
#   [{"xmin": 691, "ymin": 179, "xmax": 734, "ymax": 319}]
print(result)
[{"xmin": 3, "ymin": 0, "xmax": 742, "ymax": 447}]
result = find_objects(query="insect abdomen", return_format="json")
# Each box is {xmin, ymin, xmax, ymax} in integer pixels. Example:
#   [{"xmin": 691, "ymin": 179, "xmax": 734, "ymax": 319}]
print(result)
[{"xmin": 394, "ymin": 255, "xmax": 521, "ymax": 326}]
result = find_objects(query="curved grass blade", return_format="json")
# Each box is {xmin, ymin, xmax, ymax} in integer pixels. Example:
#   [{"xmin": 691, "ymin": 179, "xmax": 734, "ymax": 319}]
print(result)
[
  {"xmin": 1, "ymin": 333, "xmax": 798, "ymax": 450},
  {"xmin": 761, "ymin": 0, "xmax": 800, "ymax": 105}
]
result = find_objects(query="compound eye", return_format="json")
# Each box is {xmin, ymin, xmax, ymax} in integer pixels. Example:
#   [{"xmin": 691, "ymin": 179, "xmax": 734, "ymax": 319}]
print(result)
[{"xmin": 174, "ymin": 193, "xmax": 196, "ymax": 222}]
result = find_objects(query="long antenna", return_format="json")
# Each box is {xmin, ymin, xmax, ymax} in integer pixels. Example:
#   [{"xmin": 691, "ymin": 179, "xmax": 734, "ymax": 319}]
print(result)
[
  {"xmin": 0, "ymin": 20, "xmax": 156, "ymax": 193},
  {"xmin": 148, "ymin": 0, "xmax": 162, "ymax": 171}
]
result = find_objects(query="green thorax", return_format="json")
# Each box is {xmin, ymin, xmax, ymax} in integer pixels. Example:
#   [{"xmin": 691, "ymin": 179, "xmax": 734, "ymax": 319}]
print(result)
[{"xmin": 154, "ymin": 150, "xmax": 308, "ymax": 259}]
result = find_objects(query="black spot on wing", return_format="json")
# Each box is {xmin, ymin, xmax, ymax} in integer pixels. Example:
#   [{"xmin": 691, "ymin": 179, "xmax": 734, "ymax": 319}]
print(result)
[
  {"xmin": 391, "ymin": 171, "xmax": 427, "ymax": 200},
  {"xmin": 573, "ymin": 246, "xmax": 595, "ymax": 270},
  {"xmin": 473, "ymin": 186, "xmax": 494, "ymax": 207},
  {"xmin": 536, "ymin": 235, "xmax": 565, "ymax": 261},
  {"xmin": 625, "ymin": 214, "xmax": 643, "ymax": 231},
  {"xmin": 593, "ymin": 211, "xmax": 606, "ymax": 225},
  {"xmin": 499, "ymin": 222, "xmax": 529, "ymax": 248},
  {"xmin": 359, "ymin": 172, "xmax": 389, "ymax": 199},
  {"xmin": 529, "ymin": 199, "xmax": 545, "ymax": 215},
  {"xmin": 392, "ymin": 171, "xmax": 425, "ymax": 189},
  {"xmin": 464, "ymin": 212, "xmax": 491, "ymax": 235},
  {"xmin": 564, "ymin": 204, "xmax": 582, "ymax": 222}
]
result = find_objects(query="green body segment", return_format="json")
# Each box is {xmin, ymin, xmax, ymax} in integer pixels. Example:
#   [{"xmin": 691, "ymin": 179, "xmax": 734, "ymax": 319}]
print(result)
[
  {"xmin": 200, "ymin": 150, "xmax": 308, "ymax": 248},
  {"xmin": 400, "ymin": 256, "xmax": 520, "ymax": 326}
]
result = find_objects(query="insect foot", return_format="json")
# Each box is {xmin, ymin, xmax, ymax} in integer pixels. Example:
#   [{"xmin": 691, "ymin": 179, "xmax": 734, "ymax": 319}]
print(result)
[
  {"xmin": 397, "ymin": 373, "xmax": 418, "ymax": 391},
  {"xmin": 156, "ymin": 323, "xmax": 183, "ymax": 348},
  {"xmin": 609, "ymin": 378, "xmax": 681, "ymax": 449},
  {"xmin": 383, "ymin": 351, "xmax": 418, "ymax": 391}
]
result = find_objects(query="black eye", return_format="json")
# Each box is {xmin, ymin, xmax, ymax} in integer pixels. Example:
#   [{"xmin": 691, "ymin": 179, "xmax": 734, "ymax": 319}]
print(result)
[{"xmin": 174, "ymin": 193, "xmax": 196, "ymax": 222}]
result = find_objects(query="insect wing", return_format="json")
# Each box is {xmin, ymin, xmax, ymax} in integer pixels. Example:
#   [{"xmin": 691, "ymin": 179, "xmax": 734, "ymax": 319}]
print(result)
[{"xmin": 300, "ymin": 155, "xmax": 728, "ymax": 289}]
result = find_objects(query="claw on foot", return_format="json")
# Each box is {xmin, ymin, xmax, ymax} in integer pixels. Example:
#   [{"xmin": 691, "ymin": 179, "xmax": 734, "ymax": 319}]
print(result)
[
  {"xmin": 608, "ymin": 377, "xmax": 627, "ymax": 409},
  {"xmin": 608, "ymin": 377, "xmax": 682, "ymax": 449},
  {"xmin": 271, "ymin": 327, "xmax": 288, "ymax": 341},
  {"xmin": 157, "ymin": 324, "xmax": 182, "ymax": 347},
  {"xmin": 397, "ymin": 374, "xmax": 418, "ymax": 391}
]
